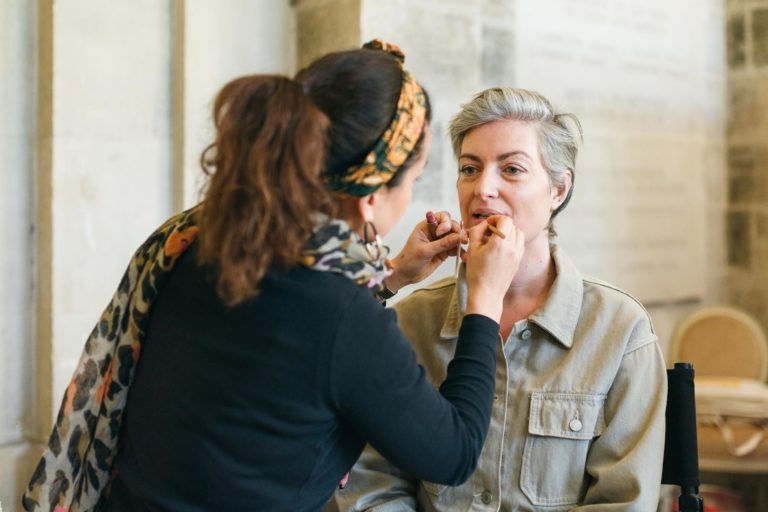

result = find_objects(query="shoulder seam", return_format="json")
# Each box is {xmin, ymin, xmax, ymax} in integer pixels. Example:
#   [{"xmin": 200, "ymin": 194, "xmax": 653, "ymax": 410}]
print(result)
[
  {"xmin": 625, "ymin": 336, "xmax": 659, "ymax": 355},
  {"xmin": 582, "ymin": 276, "xmax": 656, "ymax": 335}
]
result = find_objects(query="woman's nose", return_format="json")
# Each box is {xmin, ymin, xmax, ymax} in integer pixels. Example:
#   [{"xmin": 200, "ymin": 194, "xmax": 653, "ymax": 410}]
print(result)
[{"xmin": 475, "ymin": 170, "xmax": 500, "ymax": 199}]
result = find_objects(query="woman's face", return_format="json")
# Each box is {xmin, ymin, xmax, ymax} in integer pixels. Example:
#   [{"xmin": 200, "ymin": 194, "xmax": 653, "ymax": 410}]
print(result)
[
  {"xmin": 372, "ymin": 125, "xmax": 431, "ymax": 237},
  {"xmin": 457, "ymin": 119, "xmax": 570, "ymax": 246}
]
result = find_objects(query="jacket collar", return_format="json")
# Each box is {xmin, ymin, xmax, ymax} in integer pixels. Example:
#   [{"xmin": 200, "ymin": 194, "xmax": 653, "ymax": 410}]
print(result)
[{"xmin": 439, "ymin": 244, "xmax": 583, "ymax": 349}]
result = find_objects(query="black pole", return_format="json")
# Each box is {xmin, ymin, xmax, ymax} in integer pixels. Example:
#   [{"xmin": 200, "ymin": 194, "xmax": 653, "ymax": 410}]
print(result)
[{"xmin": 663, "ymin": 362, "xmax": 704, "ymax": 512}]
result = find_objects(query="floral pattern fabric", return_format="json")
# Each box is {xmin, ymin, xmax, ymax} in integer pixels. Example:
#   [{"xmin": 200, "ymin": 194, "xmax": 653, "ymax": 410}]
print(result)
[{"xmin": 300, "ymin": 215, "xmax": 391, "ymax": 291}]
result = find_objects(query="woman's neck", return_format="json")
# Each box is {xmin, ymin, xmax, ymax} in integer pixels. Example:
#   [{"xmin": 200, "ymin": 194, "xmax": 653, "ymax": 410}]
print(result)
[{"xmin": 498, "ymin": 234, "xmax": 555, "ymax": 336}]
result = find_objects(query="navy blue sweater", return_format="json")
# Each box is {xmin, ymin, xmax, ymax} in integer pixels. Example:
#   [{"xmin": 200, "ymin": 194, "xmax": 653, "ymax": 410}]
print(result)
[{"xmin": 107, "ymin": 247, "xmax": 498, "ymax": 511}]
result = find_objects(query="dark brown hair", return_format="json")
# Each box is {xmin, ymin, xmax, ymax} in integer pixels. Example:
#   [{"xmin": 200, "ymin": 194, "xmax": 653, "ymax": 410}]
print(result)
[
  {"xmin": 297, "ymin": 49, "xmax": 432, "ymax": 190},
  {"xmin": 197, "ymin": 76, "xmax": 331, "ymax": 305},
  {"xmin": 198, "ymin": 49, "xmax": 430, "ymax": 306}
]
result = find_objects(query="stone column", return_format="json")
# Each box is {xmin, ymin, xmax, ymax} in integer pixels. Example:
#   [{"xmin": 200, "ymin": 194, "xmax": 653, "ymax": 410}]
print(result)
[
  {"xmin": 295, "ymin": 0, "xmax": 361, "ymax": 70},
  {"xmin": 726, "ymin": 0, "xmax": 768, "ymax": 328}
]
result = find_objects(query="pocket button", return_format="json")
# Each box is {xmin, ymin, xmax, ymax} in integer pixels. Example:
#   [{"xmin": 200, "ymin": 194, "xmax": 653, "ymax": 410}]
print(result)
[
  {"xmin": 569, "ymin": 418, "xmax": 583, "ymax": 432},
  {"xmin": 481, "ymin": 491, "xmax": 493, "ymax": 505},
  {"xmin": 521, "ymin": 329, "xmax": 532, "ymax": 340}
]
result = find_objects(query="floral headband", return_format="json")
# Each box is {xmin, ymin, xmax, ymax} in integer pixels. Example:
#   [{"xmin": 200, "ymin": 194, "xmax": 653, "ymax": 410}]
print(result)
[{"xmin": 330, "ymin": 39, "xmax": 428, "ymax": 197}]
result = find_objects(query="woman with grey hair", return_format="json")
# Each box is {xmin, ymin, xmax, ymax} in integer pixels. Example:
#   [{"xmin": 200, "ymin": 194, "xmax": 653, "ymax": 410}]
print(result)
[{"xmin": 334, "ymin": 87, "xmax": 667, "ymax": 511}]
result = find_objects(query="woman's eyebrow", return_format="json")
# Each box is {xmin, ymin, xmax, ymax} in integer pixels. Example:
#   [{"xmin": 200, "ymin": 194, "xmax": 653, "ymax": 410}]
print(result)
[
  {"xmin": 459, "ymin": 151, "xmax": 532, "ymax": 162},
  {"xmin": 497, "ymin": 150, "xmax": 531, "ymax": 162}
]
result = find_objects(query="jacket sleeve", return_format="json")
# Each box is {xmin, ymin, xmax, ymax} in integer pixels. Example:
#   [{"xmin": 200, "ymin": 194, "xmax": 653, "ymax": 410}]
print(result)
[
  {"xmin": 332, "ymin": 444, "xmax": 418, "ymax": 512},
  {"xmin": 576, "ymin": 331, "xmax": 668, "ymax": 511},
  {"xmin": 330, "ymin": 289, "xmax": 499, "ymax": 486}
]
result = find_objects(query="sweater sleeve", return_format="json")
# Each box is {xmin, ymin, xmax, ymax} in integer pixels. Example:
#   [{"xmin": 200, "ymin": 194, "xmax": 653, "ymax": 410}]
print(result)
[{"xmin": 329, "ymin": 289, "xmax": 498, "ymax": 486}]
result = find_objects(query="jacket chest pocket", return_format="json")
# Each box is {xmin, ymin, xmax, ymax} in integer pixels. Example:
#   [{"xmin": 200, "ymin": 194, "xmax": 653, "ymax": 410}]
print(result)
[{"xmin": 521, "ymin": 392, "xmax": 606, "ymax": 508}]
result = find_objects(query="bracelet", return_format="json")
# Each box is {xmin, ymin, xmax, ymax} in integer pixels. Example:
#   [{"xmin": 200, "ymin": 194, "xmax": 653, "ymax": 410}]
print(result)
[
  {"xmin": 378, "ymin": 259, "xmax": 398, "ymax": 300},
  {"xmin": 377, "ymin": 284, "xmax": 397, "ymax": 300}
]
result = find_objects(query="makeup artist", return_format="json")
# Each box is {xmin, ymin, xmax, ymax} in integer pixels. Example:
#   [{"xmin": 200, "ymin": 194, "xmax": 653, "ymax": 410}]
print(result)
[
  {"xmin": 335, "ymin": 87, "xmax": 668, "ymax": 512},
  {"xmin": 23, "ymin": 43, "xmax": 526, "ymax": 512}
]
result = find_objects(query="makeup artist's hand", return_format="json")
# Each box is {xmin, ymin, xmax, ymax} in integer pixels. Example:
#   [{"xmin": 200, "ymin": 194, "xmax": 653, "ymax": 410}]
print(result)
[
  {"xmin": 464, "ymin": 215, "xmax": 525, "ymax": 323},
  {"xmin": 384, "ymin": 211, "xmax": 466, "ymax": 293}
]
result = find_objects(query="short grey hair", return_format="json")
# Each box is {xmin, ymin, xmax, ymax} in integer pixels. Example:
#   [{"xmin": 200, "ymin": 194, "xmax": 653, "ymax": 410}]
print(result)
[{"xmin": 449, "ymin": 87, "xmax": 582, "ymax": 230}]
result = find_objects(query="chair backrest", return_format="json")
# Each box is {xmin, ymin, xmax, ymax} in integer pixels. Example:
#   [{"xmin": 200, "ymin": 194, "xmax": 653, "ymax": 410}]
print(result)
[{"xmin": 669, "ymin": 307, "xmax": 768, "ymax": 382}]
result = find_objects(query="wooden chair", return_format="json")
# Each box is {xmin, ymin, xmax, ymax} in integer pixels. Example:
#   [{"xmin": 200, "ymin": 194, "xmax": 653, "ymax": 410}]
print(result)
[{"xmin": 669, "ymin": 306, "xmax": 768, "ymax": 474}]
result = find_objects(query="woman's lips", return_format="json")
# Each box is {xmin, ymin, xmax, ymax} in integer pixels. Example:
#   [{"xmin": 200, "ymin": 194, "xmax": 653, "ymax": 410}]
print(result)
[
  {"xmin": 466, "ymin": 209, "xmax": 515, "ymax": 231},
  {"xmin": 470, "ymin": 209, "xmax": 509, "ymax": 221}
]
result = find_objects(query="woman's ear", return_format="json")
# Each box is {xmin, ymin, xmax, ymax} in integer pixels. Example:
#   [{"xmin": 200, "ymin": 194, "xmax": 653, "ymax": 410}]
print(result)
[
  {"xmin": 551, "ymin": 170, "xmax": 573, "ymax": 211},
  {"xmin": 355, "ymin": 194, "xmax": 377, "ymax": 223}
]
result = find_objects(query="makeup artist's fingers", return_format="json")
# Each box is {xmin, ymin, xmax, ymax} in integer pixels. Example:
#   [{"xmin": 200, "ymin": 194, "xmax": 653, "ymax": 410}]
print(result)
[
  {"xmin": 488, "ymin": 217, "xmax": 525, "ymax": 257},
  {"xmin": 482, "ymin": 214, "xmax": 514, "ymax": 240},
  {"xmin": 466, "ymin": 220, "xmax": 487, "ymax": 248},
  {"xmin": 463, "ymin": 217, "xmax": 526, "ymax": 320},
  {"xmin": 388, "ymin": 219, "xmax": 466, "ymax": 288},
  {"xmin": 426, "ymin": 231, "xmax": 463, "ymax": 255},
  {"xmin": 433, "ymin": 211, "xmax": 461, "ymax": 238}
]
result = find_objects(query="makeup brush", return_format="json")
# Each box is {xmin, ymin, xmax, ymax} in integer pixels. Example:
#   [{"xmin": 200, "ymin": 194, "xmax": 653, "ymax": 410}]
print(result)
[
  {"xmin": 454, "ymin": 220, "xmax": 464, "ymax": 279},
  {"xmin": 486, "ymin": 223, "xmax": 506, "ymax": 239}
]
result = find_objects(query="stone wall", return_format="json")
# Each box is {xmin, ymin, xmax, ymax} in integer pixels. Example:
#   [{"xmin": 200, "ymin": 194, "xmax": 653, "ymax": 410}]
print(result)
[
  {"xmin": 1, "ymin": 0, "xmax": 763, "ymax": 509},
  {"xmin": 0, "ymin": 1, "xmax": 293, "ymax": 510},
  {"xmin": 727, "ymin": 0, "xmax": 768, "ymax": 330},
  {"xmin": 294, "ymin": 0, "xmax": 729, "ymax": 349}
]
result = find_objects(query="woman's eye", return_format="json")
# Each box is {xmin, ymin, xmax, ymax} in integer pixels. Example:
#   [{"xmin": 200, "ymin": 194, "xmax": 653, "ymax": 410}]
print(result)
[
  {"xmin": 459, "ymin": 166, "xmax": 479, "ymax": 176},
  {"xmin": 503, "ymin": 166, "xmax": 524, "ymax": 175}
]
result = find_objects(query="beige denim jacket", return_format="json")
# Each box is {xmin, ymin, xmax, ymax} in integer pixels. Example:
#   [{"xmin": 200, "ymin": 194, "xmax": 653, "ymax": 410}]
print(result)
[{"xmin": 333, "ymin": 245, "xmax": 667, "ymax": 512}]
